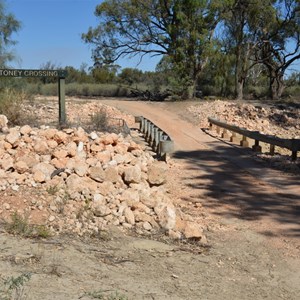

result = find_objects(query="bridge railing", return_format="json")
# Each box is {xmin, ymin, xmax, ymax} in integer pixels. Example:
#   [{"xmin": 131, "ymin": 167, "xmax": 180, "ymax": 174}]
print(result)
[
  {"xmin": 208, "ymin": 117, "xmax": 300, "ymax": 161},
  {"xmin": 135, "ymin": 116, "xmax": 174, "ymax": 161}
]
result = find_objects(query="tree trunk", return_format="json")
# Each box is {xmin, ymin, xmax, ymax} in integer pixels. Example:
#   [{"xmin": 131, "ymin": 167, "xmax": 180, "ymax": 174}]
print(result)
[
  {"xmin": 182, "ymin": 82, "xmax": 196, "ymax": 100},
  {"xmin": 269, "ymin": 72, "xmax": 285, "ymax": 100},
  {"xmin": 235, "ymin": 77, "xmax": 244, "ymax": 100}
]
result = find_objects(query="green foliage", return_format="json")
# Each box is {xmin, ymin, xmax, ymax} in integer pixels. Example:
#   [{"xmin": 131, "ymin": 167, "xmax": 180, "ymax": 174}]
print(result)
[
  {"xmin": 90, "ymin": 107, "xmax": 111, "ymax": 132},
  {"xmin": 82, "ymin": 289, "xmax": 128, "ymax": 300},
  {"xmin": 5, "ymin": 211, "xmax": 51, "ymax": 239},
  {"xmin": 82, "ymin": 0, "xmax": 227, "ymax": 99},
  {"xmin": 118, "ymin": 68, "xmax": 144, "ymax": 85},
  {"xmin": 0, "ymin": 272, "xmax": 31, "ymax": 300},
  {"xmin": 0, "ymin": 88, "xmax": 27, "ymax": 125},
  {"xmin": 0, "ymin": 0, "xmax": 21, "ymax": 67},
  {"xmin": 46, "ymin": 185, "xmax": 60, "ymax": 195}
]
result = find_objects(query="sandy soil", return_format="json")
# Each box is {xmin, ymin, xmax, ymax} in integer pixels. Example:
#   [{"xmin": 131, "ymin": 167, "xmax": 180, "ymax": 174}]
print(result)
[{"xmin": 0, "ymin": 97, "xmax": 299, "ymax": 300}]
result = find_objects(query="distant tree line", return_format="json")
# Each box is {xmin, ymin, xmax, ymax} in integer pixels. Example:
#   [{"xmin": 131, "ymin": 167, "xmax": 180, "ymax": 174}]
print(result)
[{"xmin": 1, "ymin": 0, "xmax": 300, "ymax": 100}]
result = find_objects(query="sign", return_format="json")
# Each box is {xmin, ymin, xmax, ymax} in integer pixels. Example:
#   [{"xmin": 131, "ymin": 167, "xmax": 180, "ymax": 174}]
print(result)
[
  {"xmin": 0, "ymin": 68, "xmax": 67, "ymax": 125},
  {"xmin": 0, "ymin": 69, "xmax": 67, "ymax": 78}
]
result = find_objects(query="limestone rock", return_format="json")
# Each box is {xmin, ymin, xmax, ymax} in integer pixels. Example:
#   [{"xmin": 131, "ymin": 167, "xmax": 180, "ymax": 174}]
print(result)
[
  {"xmin": 123, "ymin": 165, "xmax": 141, "ymax": 184},
  {"xmin": 183, "ymin": 221, "xmax": 204, "ymax": 239},
  {"xmin": 0, "ymin": 114, "xmax": 8, "ymax": 131},
  {"xmin": 147, "ymin": 162, "xmax": 167, "ymax": 185}
]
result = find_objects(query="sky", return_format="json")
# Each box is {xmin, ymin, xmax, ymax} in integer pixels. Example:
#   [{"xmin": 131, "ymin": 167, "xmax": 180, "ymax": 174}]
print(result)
[
  {"xmin": 5, "ymin": 0, "xmax": 300, "ymax": 75},
  {"xmin": 6, "ymin": 0, "xmax": 159, "ymax": 71}
]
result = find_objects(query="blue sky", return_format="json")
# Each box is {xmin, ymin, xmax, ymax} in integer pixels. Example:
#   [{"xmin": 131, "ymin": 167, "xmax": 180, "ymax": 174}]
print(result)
[
  {"xmin": 6, "ymin": 0, "xmax": 159, "ymax": 71},
  {"xmin": 5, "ymin": 0, "xmax": 300, "ymax": 75}
]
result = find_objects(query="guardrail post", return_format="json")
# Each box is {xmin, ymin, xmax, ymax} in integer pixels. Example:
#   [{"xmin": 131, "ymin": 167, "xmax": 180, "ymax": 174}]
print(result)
[
  {"xmin": 152, "ymin": 127, "xmax": 158, "ymax": 149},
  {"xmin": 140, "ymin": 117, "xmax": 145, "ymax": 132},
  {"xmin": 159, "ymin": 140, "xmax": 174, "ymax": 162},
  {"xmin": 222, "ymin": 129, "xmax": 230, "ymax": 139},
  {"xmin": 149, "ymin": 124, "xmax": 155, "ymax": 145},
  {"xmin": 240, "ymin": 136, "xmax": 249, "ymax": 147},
  {"xmin": 157, "ymin": 130, "xmax": 163, "ymax": 153},
  {"xmin": 230, "ymin": 132, "xmax": 239, "ymax": 143},
  {"xmin": 270, "ymin": 144, "xmax": 275, "ymax": 156},
  {"xmin": 145, "ymin": 121, "xmax": 151, "ymax": 141},
  {"xmin": 291, "ymin": 151, "xmax": 297, "ymax": 161},
  {"xmin": 252, "ymin": 140, "xmax": 262, "ymax": 152}
]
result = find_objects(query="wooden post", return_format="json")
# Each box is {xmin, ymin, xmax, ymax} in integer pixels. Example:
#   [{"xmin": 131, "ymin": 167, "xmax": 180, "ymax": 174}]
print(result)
[
  {"xmin": 222, "ymin": 129, "xmax": 230, "ymax": 139},
  {"xmin": 291, "ymin": 151, "xmax": 297, "ymax": 161},
  {"xmin": 270, "ymin": 144, "xmax": 275, "ymax": 155},
  {"xmin": 252, "ymin": 140, "xmax": 262, "ymax": 152},
  {"xmin": 240, "ymin": 136, "xmax": 249, "ymax": 147},
  {"xmin": 230, "ymin": 132, "xmax": 239, "ymax": 143},
  {"xmin": 58, "ymin": 77, "xmax": 66, "ymax": 126}
]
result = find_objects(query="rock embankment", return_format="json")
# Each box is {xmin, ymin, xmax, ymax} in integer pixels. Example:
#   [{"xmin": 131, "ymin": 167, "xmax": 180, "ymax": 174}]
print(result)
[
  {"xmin": 0, "ymin": 120, "xmax": 204, "ymax": 241},
  {"xmin": 188, "ymin": 100, "xmax": 300, "ymax": 139}
]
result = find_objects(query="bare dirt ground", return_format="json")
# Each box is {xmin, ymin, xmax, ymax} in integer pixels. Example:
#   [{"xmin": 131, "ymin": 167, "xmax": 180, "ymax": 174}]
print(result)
[{"xmin": 1, "ymin": 97, "xmax": 300, "ymax": 300}]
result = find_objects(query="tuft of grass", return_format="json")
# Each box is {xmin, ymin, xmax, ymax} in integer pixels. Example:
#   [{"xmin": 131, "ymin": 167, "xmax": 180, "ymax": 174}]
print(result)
[
  {"xmin": 90, "ymin": 108, "xmax": 110, "ymax": 132},
  {"xmin": 0, "ymin": 272, "xmax": 31, "ymax": 300},
  {"xmin": 0, "ymin": 88, "xmax": 26, "ymax": 126},
  {"xmin": 46, "ymin": 185, "xmax": 59, "ymax": 195},
  {"xmin": 6, "ymin": 212, "xmax": 32, "ymax": 237},
  {"xmin": 5, "ymin": 212, "xmax": 51, "ymax": 239},
  {"xmin": 81, "ymin": 289, "xmax": 128, "ymax": 300}
]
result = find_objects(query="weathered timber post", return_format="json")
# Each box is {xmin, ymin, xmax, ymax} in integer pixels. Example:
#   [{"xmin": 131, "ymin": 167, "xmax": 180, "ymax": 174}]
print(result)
[
  {"xmin": 222, "ymin": 129, "xmax": 230, "ymax": 139},
  {"xmin": 252, "ymin": 140, "xmax": 262, "ymax": 152},
  {"xmin": 229, "ymin": 132, "xmax": 238, "ymax": 143},
  {"xmin": 291, "ymin": 151, "xmax": 297, "ymax": 161},
  {"xmin": 270, "ymin": 144, "xmax": 275, "ymax": 156},
  {"xmin": 240, "ymin": 136, "xmax": 249, "ymax": 147}
]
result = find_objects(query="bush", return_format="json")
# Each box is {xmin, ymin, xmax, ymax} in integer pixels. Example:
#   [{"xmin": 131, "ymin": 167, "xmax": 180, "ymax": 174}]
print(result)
[
  {"xmin": 0, "ymin": 88, "xmax": 27, "ymax": 125},
  {"xmin": 5, "ymin": 211, "xmax": 51, "ymax": 238}
]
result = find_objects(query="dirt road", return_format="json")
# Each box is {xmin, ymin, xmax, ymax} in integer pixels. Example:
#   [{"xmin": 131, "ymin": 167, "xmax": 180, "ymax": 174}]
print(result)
[
  {"xmin": 0, "ymin": 98, "xmax": 299, "ymax": 300},
  {"xmin": 101, "ymin": 99, "xmax": 300, "ymax": 242}
]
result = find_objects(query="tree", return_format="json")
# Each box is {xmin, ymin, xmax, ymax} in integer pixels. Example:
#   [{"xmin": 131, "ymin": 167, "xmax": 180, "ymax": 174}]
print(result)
[
  {"xmin": 254, "ymin": 0, "xmax": 300, "ymax": 99},
  {"xmin": 223, "ymin": 0, "xmax": 276, "ymax": 100},
  {"xmin": 82, "ymin": 0, "xmax": 226, "ymax": 99},
  {"xmin": 91, "ymin": 62, "xmax": 119, "ymax": 83},
  {"xmin": 118, "ymin": 68, "xmax": 144, "ymax": 85},
  {"xmin": 0, "ymin": 0, "xmax": 20, "ymax": 67}
]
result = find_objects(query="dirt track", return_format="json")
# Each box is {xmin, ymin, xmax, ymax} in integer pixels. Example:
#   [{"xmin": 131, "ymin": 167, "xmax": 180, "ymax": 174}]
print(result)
[
  {"xmin": 101, "ymin": 99, "xmax": 300, "ymax": 244},
  {"xmin": 0, "ymin": 98, "xmax": 300, "ymax": 300}
]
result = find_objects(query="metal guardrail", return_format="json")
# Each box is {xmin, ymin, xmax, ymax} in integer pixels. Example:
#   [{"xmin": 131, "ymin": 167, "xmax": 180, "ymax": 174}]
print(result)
[
  {"xmin": 208, "ymin": 117, "xmax": 300, "ymax": 161},
  {"xmin": 135, "ymin": 116, "xmax": 174, "ymax": 161}
]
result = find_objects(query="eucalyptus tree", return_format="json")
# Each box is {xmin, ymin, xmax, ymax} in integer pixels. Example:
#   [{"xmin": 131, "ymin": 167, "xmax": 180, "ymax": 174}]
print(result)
[
  {"xmin": 82, "ymin": 0, "xmax": 227, "ymax": 99},
  {"xmin": 223, "ymin": 0, "xmax": 276, "ymax": 100},
  {"xmin": 254, "ymin": 0, "xmax": 300, "ymax": 99},
  {"xmin": 0, "ymin": 0, "xmax": 20, "ymax": 67}
]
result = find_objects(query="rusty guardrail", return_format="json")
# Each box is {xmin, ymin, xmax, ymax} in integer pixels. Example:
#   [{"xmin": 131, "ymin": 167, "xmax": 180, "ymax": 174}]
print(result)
[
  {"xmin": 208, "ymin": 117, "xmax": 300, "ymax": 161},
  {"xmin": 135, "ymin": 116, "xmax": 174, "ymax": 161}
]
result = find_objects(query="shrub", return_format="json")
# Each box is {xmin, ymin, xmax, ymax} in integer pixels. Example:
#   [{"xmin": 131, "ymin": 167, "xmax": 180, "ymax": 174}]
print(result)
[
  {"xmin": 5, "ymin": 211, "xmax": 51, "ymax": 239},
  {"xmin": 0, "ymin": 88, "xmax": 27, "ymax": 125},
  {"xmin": 0, "ymin": 272, "xmax": 31, "ymax": 300}
]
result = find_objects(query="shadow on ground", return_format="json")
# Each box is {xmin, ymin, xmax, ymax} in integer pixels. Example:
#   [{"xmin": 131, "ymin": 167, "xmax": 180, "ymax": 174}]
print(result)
[{"xmin": 173, "ymin": 145, "xmax": 300, "ymax": 238}]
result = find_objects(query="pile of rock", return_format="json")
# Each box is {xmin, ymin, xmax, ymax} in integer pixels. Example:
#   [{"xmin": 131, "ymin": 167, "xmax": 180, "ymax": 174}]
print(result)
[
  {"xmin": 0, "ymin": 118, "xmax": 204, "ymax": 240},
  {"xmin": 188, "ymin": 100, "xmax": 300, "ymax": 139}
]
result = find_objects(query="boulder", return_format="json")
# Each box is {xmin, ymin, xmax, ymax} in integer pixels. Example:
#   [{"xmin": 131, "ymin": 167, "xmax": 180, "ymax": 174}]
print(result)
[{"xmin": 147, "ymin": 162, "xmax": 167, "ymax": 185}]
